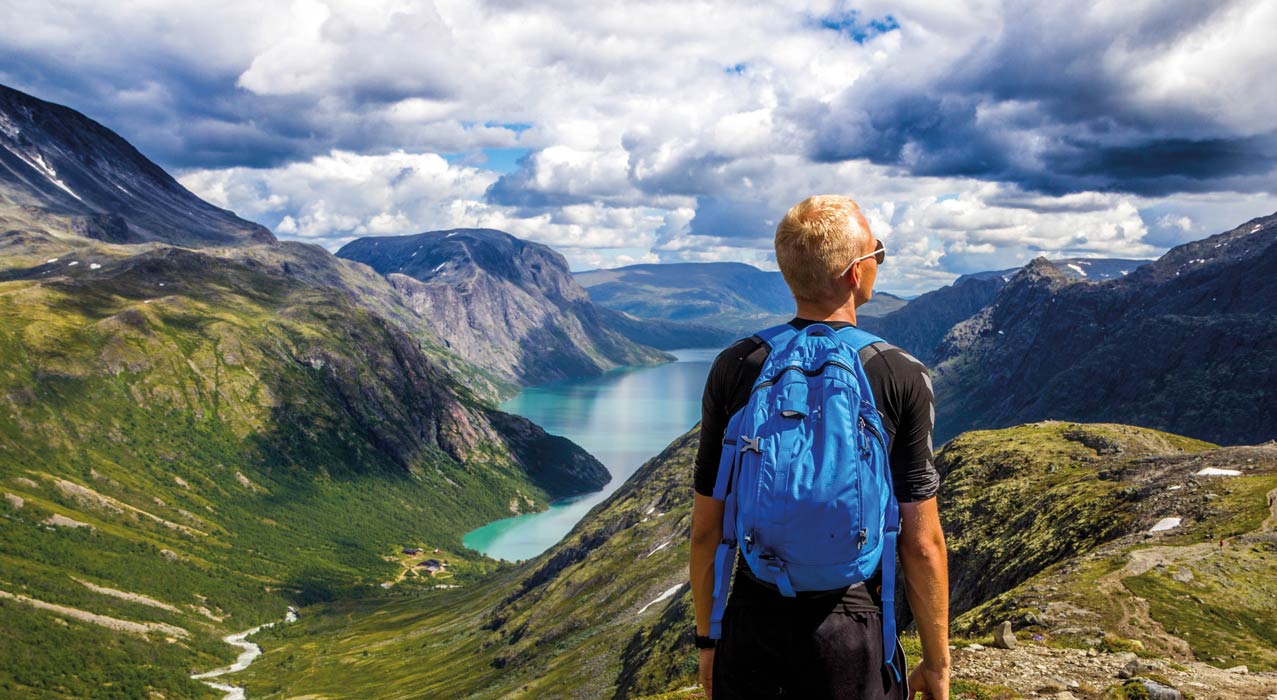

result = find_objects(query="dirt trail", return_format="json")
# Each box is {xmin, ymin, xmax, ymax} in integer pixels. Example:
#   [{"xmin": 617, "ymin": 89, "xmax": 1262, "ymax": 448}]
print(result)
[{"xmin": 1094, "ymin": 487, "xmax": 1277, "ymax": 660}]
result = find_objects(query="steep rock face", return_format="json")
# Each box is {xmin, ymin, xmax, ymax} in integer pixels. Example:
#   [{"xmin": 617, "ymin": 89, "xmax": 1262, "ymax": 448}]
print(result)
[
  {"xmin": 931, "ymin": 214, "xmax": 1277, "ymax": 446},
  {"xmin": 0, "ymin": 83, "xmax": 274, "ymax": 247},
  {"xmin": 338, "ymin": 229, "xmax": 672, "ymax": 386}
]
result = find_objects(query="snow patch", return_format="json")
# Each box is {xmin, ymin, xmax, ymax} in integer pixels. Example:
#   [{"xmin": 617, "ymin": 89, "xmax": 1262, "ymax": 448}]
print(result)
[
  {"xmin": 1167, "ymin": 484, "xmax": 1183, "ymax": 491},
  {"xmin": 1066, "ymin": 263, "xmax": 1087, "ymax": 277},
  {"xmin": 68, "ymin": 261, "xmax": 79, "ymax": 266},
  {"xmin": 2, "ymin": 143, "xmax": 83, "ymax": 201},
  {"xmin": 637, "ymin": 583, "xmax": 685, "ymax": 615},
  {"xmin": 645, "ymin": 541, "xmax": 671, "ymax": 558},
  {"xmin": 1195, "ymin": 467, "xmax": 1242, "ymax": 477},
  {"xmin": 89, "ymin": 263, "xmax": 101, "ymax": 270},
  {"xmin": 1149, "ymin": 517, "xmax": 1182, "ymax": 533},
  {"xmin": 46, "ymin": 258, "xmax": 58, "ymax": 263},
  {"xmin": 431, "ymin": 262, "xmax": 446, "ymax": 273},
  {"xmin": 1251, "ymin": 225, "xmax": 1262, "ymax": 233},
  {"xmin": 1119, "ymin": 270, "xmax": 1129, "ymax": 275}
]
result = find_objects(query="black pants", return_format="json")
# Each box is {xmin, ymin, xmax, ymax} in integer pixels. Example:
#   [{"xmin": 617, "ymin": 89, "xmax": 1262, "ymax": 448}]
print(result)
[{"xmin": 712, "ymin": 597, "xmax": 907, "ymax": 700}]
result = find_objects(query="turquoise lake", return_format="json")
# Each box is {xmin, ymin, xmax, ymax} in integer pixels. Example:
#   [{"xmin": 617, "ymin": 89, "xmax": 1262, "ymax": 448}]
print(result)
[{"xmin": 462, "ymin": 348, "xmax": 718, "ymax": 561}]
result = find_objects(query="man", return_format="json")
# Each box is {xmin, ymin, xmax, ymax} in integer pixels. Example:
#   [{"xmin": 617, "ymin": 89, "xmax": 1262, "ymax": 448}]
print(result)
[{"xmin": 689, "ymin": 195, "xmax": 950, "ymax": 700}]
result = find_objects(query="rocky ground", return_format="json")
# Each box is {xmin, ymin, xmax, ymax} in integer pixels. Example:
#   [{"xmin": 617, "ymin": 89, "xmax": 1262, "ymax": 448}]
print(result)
[{"xmin": 953, "ymin": 640, "xmax": 1277, "ymax": 700}]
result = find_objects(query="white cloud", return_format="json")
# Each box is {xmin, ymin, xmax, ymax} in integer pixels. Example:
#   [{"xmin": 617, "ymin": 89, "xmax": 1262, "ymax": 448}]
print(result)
[{"xmin": 9, "ymin": 0, "xmax": 1272, "ymax": 296}]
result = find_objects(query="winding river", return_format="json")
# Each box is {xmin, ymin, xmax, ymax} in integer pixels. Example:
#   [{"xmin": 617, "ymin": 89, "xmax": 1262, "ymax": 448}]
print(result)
[
  {"xmin": 191, "ymin": 610, "xmax": 296, "ymax": 700},
  {"xmin": 463, "ymin": 348, "xmax": 717, "ymax": 560}
]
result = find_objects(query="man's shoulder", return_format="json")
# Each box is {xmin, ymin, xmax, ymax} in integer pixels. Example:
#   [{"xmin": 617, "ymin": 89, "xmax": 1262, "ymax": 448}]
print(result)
[
  {"xmin": 861, "ymin": 340, "xmax": 929, "ymax": 374},
  {"xmin": 712, "ymin": 335, "xmax": 768, "ymax": 370}
]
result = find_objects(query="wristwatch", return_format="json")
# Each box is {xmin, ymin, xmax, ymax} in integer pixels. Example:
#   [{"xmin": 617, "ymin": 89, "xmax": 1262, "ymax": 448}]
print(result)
[{"xmin": 694, "ymin": 633, "xmax": 717, "ymax": 649}]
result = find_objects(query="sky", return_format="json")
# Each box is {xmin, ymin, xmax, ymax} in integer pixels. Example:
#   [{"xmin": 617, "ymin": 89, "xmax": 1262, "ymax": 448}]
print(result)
[{"xmin": 2, "ymin": 0, "xmax": 1275, "ymax": 296}]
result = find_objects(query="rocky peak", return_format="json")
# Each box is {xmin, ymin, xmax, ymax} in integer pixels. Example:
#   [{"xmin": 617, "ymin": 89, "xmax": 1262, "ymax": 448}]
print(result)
[
  {"xmin": 338, "ymin": 228, "xmax": 670, "ymax": 387},
  {"xmin": 0, "ymin": 83, "xmax": 273, "ymax": 247}
]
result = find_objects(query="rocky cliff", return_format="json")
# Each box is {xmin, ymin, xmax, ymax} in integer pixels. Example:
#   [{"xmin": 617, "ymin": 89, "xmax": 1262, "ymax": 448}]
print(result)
[
  {"xmin": 337, "ymin": 229, "xmax": 673, "ymax": 387},
  {"xmin": 931, "ymin": 213, "xmax": 1277, "ymax": 446}
]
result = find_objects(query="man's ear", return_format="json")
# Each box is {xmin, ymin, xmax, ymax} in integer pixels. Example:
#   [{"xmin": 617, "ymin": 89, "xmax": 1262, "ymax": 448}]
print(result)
[{"xmin": 846, "ymin": 260, "xmax": 862, "ymax": 290}]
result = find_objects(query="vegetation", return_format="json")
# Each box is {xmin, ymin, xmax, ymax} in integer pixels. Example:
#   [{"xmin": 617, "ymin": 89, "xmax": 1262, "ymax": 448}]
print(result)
[{"xmin": 0, "ymin": 239, "xmax": 603, "ymax": 698}]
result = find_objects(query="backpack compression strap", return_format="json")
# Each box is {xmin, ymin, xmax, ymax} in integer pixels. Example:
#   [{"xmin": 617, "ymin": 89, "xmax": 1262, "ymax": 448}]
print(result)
[
  {"xmin": 708, "ymin": 412, "xmax": 744, "ymax": 639},
  {"xmin": 836, "ymin": 326, "xmax": 903, "ymax": 682}
]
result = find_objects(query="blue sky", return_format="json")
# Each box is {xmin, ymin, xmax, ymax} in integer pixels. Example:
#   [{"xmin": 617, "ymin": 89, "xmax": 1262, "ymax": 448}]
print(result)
[{"xmin": 2, "ymin": 0, "xmax": 1274, "ymax": 295}]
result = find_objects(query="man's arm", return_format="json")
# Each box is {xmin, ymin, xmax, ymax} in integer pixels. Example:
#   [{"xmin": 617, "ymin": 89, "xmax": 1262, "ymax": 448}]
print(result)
[
  {"xmin": 690, "ymin": 492, "xmax": 725, "ymax": 694},
  {"xmin": 899, "ymin": 497, "xmax": 949, "ymax": 699},
  {"xmin": 690, "ymin": 493, "xmax": 725, "ymax": 634}
]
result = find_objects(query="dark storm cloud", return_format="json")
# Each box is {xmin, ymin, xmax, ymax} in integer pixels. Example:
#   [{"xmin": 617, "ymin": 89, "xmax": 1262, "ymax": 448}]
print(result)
[
  {"xmin": 805, "ymin": 0, "xmax": 1277, "ymax": 197},
  {"xmin": 0, "ymin": 48, "xmax": 313, "ymax": 170}
]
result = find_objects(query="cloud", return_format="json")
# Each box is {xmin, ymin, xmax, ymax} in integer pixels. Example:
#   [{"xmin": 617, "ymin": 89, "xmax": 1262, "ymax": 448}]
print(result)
[
  {"xmin": 803, "ymin": 0, "xmax": 1277, "ymax": 196},
  {"xmin": 5, "ymin": 0, "xmax": 1275, "ymax": 296}
]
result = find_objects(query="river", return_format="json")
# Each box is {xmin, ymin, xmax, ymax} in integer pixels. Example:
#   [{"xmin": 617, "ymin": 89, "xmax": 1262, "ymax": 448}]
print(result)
[{"xmin": 462, "ymin": 348, "xmax": 717, "ymax": 560}]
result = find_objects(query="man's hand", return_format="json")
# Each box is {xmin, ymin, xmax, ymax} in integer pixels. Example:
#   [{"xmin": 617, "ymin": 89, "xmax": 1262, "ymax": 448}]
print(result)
[
  {"xmin": 699, "ymin": 648, "xmax": 715, "ymax": 697},
  {"xmin": 907, "ymin": 658, "xmax": 949, "ymax": 700}
]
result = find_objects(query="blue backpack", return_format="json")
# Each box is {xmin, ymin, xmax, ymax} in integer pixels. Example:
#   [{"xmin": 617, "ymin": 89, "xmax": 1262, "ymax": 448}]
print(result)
[{"xmin": 708, "ymin": 322, "xmax": 901, "ymax": 682}]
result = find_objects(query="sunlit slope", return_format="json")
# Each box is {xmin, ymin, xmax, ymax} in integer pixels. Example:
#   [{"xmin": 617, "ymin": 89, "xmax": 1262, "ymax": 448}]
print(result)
[
  {"xmin": 0, "ymin": 232, "xmax": 607, "ymax": 699},
  {"xmin": 240, "ymin": 422, "xmax": 1277, "ymax": 698}
]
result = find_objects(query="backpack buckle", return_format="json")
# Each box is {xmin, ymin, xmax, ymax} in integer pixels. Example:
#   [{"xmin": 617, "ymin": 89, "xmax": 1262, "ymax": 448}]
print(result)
[
  {"xmin": 856, "ymin": 529, "xmax": 868, "ymax": 550},
  {"xmin": 739, "ymin": 436, "xmax": 762, "ymax": 454}
]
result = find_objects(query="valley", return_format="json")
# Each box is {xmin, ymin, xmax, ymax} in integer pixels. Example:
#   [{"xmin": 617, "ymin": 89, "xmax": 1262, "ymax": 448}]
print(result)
[{"xmin": 2, "ymin": 80, "xmax": 1276, "ymax": 700}]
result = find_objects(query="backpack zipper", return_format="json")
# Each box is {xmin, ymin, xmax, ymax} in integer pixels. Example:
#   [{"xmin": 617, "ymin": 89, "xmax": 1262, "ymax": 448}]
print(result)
[{"xmin": 750, "ymin": 360, "xmax": 856, "ymax": 395}]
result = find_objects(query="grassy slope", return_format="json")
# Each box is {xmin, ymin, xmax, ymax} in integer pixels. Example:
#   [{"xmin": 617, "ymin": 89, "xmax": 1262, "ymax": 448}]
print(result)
[
  {"xmin": 0, "ymin": 234, "xmax": 601, "ymax": 699},
  {"xmin": 239, "ymin": 422, "xmax": 1277, "ymax": 699}
]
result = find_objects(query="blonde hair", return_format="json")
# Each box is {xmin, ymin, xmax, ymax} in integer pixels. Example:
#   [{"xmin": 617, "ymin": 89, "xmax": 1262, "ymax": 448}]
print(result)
[{"xmin": 774, "ymin": 195, "xmax": 871, "ymax": 303}]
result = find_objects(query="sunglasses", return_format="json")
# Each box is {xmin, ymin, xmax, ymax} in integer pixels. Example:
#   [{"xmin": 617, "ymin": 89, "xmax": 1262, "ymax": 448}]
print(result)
[{"xmin": 838, "ymin": 239, "xmax": 886, "ymax": 278}]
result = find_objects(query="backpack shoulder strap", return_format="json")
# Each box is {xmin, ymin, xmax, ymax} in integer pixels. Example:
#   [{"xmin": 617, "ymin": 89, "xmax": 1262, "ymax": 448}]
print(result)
[
  {"xmin": 834, "ymin": 325, "xmax": 885, "ymax": 354},
  {"xmin": 754, "ymin": 322, "xmax": 798, "ymax": 351}
]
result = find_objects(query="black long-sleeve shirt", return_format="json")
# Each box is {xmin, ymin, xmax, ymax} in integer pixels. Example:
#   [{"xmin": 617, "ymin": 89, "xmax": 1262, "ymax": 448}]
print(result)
[{"xmin": 694, "ymin": 318, "xmax": 940, "ymax": 611}]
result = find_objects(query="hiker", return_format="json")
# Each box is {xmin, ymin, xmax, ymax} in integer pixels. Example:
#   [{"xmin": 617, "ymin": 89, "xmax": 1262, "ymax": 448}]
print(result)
[{"xmin": 690, "ymin": 195, "xmax": 950, "ymax": 700}]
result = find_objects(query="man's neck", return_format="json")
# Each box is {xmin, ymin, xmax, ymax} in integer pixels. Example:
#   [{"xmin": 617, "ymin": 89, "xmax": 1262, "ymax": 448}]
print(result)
[{"xmin": 794, "ymin": 299, "xmax": 858, "ymax": 326}]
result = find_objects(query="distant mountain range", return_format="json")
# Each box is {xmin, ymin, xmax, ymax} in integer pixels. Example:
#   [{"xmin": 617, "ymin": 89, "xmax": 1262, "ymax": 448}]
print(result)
[
  {"xmin": 575, "ymin": 261, "xmax": 909, "ymax": 338},
  {"xmin": 337, "ymin": 229, "xmax": 673, "ymax": 387}
]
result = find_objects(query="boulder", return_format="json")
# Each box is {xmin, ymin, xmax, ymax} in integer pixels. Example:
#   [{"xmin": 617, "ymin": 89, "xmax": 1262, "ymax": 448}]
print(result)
[
  {"xmin": 1138, "ymin": 680, "xmax": 1183, "ymax": 700},
  {"xmin": 993, "ymin": 620, "xmax": 1017, "ymax": 649}
]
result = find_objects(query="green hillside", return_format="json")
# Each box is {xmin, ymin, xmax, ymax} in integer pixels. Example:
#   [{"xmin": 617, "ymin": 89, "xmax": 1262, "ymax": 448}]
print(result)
[
  {"xmin": 233, "ymin": 422, "xmax": 1277, "ymax": 699},
  {"xmin": 0, "ymin": 229, "xmax": 607, "ymax": 699}
]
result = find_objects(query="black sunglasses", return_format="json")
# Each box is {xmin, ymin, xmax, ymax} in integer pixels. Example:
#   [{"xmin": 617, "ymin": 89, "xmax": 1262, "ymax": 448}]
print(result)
[{"xmin": 838, "ymin": 239, "xmax": 886, "ymax": 277}]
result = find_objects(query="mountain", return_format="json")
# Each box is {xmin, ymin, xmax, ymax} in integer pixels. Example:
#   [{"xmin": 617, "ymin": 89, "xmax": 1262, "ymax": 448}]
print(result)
[
  {"xmin": 575, "ymin": 261, "xmax": 907, "ymax": 339},
  {"xmin": 0, "ymin": 84, "xmax": 610, "ymax": 698},
  {"xmin": 0, "ymin": 84, "xmax": 274, "ymax": 247},
  {"xmin": 957, "ymin": 257, "xmax": 1152, "ymax": 284},
  {"xmin": 234, "ymin": 421, "xmax": 1277, "ymax": 700},
  {"xmin": 860, "ymin": 275, "xmax": 1005, "ymax": 364},
  {"xmin": 861, "ymin": 257, "xmax": 1154, "ymax": 364},
  {"xmin": 931, "ymin": 213, "xmax": 1277, "ymax": 446},
  {"xmin": 337, "ymin": 229, "xmax": 673, "ymax": 387}
]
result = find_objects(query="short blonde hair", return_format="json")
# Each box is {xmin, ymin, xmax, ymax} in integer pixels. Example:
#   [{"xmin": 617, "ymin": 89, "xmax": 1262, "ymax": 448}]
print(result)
[{"xmin": 774, "ymin": 195, "xmax": 871, "ymax": 303}]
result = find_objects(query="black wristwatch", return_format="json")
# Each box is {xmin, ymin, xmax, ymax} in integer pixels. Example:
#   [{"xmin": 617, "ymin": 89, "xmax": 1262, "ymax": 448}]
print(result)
[{"xmin": 694, "ymin": 633, "xmax": 717, "ymax": 649}]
